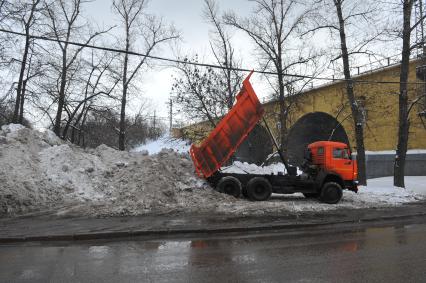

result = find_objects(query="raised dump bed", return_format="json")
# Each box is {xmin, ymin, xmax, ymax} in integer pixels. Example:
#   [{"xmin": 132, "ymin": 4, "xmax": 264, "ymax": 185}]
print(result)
[{"xmin": 190, "ymin": 71, "xmax": 264, "ymax": 178}]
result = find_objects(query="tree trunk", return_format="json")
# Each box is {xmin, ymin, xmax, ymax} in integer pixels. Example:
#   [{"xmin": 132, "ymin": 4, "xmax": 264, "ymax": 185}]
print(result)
[
  {"xmin": 13, "ymin": 34, "xmax": 30, "ymax": 123},
  {"xmin": 79, "ymin": 106, "xmax": 90, "ymax": 147},
  {"xmin": 62, "ymin": 105, "xmax": 78, "ymax": 140},
  {"xmin": 119, "ymin": 28, "xmax": 130, "ymax": 151},
  {"xmin": 18, "ymin": 79, "xmax": 27, "ymax": 123},
  {"xmin": 335, "ymin": 0, "xmax": 367, "ymax": 185},
  {"xmin": 277, "ymin": 55, "xmax": 288, "ymax": 155},
  {"xmin": 13, "ymin": 0, "xmax": 39, "ymax": 123},
  {"xmin": 119, "ymin": 84, "xmax": 128, "ymax": 150},
  {"xmin": 71, "ymin": 127, "xmax": 76, "ymax": 144},
  {"xmin": 62, "ymin": 96, "xmax": 90, "ymax": 139},
  {"xmin": 54, "ymin": 47, "xmax": 68, "ymax": 137},
  {"xmin": 226, "ymin": 67, "xmax": 233, "ymax": 110},
  {"xmin": 71, "ymin": 104, "xmax": 86, "ymax": 144},
  {"xmin": 394, "ymin": 0, "xmax": 413, "ymax": 188}
]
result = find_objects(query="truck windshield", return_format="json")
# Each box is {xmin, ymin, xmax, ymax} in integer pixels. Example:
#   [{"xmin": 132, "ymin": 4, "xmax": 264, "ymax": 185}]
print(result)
[{"xmin": 333, "ymin": 148, "xmax": 350, "ymax": 159}]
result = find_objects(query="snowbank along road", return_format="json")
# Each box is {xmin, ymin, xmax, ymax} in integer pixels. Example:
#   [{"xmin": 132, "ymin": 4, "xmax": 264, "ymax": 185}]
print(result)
[{"xmin": 0, "ymin": 124, "xmax": 424, "ymax": 218}]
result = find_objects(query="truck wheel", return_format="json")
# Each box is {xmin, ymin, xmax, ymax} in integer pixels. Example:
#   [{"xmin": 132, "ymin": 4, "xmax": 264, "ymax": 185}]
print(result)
[
  {"xmin": 217, "ymin": 176, "xmax": 242, "ymax": 198},
  {"xmin": 246, "ymin": 177, "xmax": 272, "ymax": 201},
  {"xmin": 303, "ymin": 193, "xmax": 319, "ymax": 199},
  {"xmin": 320, "ymin": 182, "xmax": 343, "ymax": 204}
]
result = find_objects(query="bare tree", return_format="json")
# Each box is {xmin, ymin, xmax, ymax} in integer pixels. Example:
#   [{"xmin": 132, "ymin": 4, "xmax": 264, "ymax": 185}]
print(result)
[
  {"xmin": 329, "ymin": 0, "xmax": 368, "ymax": 186},
  {"xmin": 44, "ymin": 0, "xmax": 111, "ymax": 137},
  {"xmin": 171, "ymin": 0, "xmax": 242, "ymax": 134},
  {"xmin": 203, "ymin": 0, "xmax": 242, "ymax": 109},
  {"xmin": 393, "ymin": 0, "xmax": 421, "ymax": 188},
  {"xmin": 0, "ymin": 0, "xmax": 6, "ymax": 14},
  {"xmin": 9, "ymin": 0, "xmax": 41, "ymax": 123},
  {"xmin": 0, "ymin": 0, "xmax": 10, "ymax": 24},
  {"xmin": 61, "ymin": 50, "xmax": 120, "ymax": 140},
  {"xmin": 0, "ymin": 1, "xmax": 6, "ymax": 69},
  {"xmin": 303, "ymin": 0, "xmax": 385, "ymax": 186},
  {"xmin": 112, "ymin": 0, "xmax": 179, "ymax": 150},
  {"xmin": 224, "ymin": 0, "xmax": 317, "ymax": 154},
  {"xmin": 0, "ymin": 1, "xmax": 16, "ymax": 103},
  {"xmin": 17, "ymin": 41, "xmax": 49, "ymax": 123},
  {"xmin": 372, "ymin": 0, "xmax": 426, "ymax": 188},
  {"xmin": 172, "ymin": 56, "xmax": 231, "ymax": 127}
]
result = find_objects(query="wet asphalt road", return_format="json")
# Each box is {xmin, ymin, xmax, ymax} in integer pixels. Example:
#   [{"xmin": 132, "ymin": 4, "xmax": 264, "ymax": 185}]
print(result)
[{"xmin": 1, "ymin": 219, "xmax": 426, "ymax": 283}]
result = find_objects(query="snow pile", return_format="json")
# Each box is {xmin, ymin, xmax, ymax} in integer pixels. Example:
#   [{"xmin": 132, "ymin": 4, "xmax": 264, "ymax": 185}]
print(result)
[
  {"xmin": 0, "ymin": 125, "xmax": 233, "ymax": 217},
  {"xmin": 221, "ymin": 161, "xmax": 303, "ymax": 175},
  {"xmin": 38, "ymin": 144, "xmax": 106, "ymax": 201},
  {"xmin": 132, "ymin": 135, "xmax": 190, "ymax": 155},
  {"xmin": 221, "ymin": 161, "xmax": 287, "ymax": 175},
  {"xmin": 1, "ymin": 124, "xmax": 25, "ymax": 135},
  {"xmin": 0, "ymin": 126, "xmax": 66, "ymax": 216}
]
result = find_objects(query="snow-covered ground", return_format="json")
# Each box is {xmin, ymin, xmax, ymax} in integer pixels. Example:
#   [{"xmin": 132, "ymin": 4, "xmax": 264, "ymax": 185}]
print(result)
[
  {"xmin": 132, "ymin": 135, "xmax": 190, "ymax": 155},
  {"xmin": 217, "ymin": 176, "xmax": 425, "ymax": 215},
  {"xmin": 363, "ymin": 176, "xmax": 426, "ymax": 196},
  {"xmin": 0, "ymin": 124, "xmax": 425, "ymax": 218},
  {"xmin": 346, "ymin": 176, "xmax": 425, "ymax": 206}
]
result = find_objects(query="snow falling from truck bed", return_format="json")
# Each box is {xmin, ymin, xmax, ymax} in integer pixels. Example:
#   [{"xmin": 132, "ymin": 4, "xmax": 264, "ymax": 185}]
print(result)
[{"xmin": 0, "ymin": 124, "xmax": 425, "ymax": 218}]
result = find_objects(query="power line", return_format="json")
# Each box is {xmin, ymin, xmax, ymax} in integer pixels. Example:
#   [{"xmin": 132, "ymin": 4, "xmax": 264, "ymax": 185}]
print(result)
[{"xmin": 0, "ymin": 27, "xmax": 424, "ymax": 85}]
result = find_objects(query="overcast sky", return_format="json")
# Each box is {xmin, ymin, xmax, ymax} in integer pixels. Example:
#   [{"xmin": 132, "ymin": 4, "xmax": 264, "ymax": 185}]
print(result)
[
  {"xmin": 84, "ymin": 0, "xmax": 259, "ymax": 122},
  {"xmin": 81, "ymin": 0, "xmax": 400, "ymax": 124}
]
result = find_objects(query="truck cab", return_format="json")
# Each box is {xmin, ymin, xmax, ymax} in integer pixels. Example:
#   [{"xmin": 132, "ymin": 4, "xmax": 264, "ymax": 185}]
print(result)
[
  {"xmin": 308, "ymin": 141, "xmax": 358, "ymax": 183},
  {"xmin": 305, "ymin": 141, "xmax": 358, "ymax": 195}
]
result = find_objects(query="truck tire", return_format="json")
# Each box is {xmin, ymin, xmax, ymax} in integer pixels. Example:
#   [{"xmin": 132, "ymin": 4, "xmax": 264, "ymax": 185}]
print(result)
[
  {"xmin": 246, "ymin": 177, "xmax": 272, "ymax": 201},
  {"xmin": 320, "ymin": 182, "xmax": 343, "ymax": 204},
  {"xmin": 217, "ymin": 176, "xmax": 242, "ymax": 198}
]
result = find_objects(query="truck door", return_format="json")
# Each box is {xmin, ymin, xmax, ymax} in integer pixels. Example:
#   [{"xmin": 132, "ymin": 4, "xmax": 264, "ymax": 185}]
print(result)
[{"xmin": 331, "ymin": 147, "xmax": 354, "ymax": 181}]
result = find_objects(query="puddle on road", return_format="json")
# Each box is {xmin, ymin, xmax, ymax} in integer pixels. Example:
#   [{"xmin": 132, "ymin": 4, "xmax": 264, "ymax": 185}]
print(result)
[{"xmin": 88, "ymin": 245, "xmax": 111, "ymax": 259}]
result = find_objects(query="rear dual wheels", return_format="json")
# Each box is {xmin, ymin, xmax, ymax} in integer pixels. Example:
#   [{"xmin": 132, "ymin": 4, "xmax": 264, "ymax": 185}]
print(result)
[
  {"xmin": 216, "ymin": 176, "xmax": 242, "ymax": 198},
  {"xmin": 216, "ymin": 176, "xmax": 272, "ymax": 201},
  {"xmin": 246, "ymin": 177, "xmax": 272, "ymax": 201}
]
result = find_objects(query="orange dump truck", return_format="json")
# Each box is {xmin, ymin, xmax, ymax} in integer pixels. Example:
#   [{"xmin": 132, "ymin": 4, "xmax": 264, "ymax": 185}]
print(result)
[{"xmin": 190, "ymin": 72, "xmax": 358, "ymax": 204}]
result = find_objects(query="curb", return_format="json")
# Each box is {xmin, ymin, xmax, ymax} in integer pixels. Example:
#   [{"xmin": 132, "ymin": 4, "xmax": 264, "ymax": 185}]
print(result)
[{"xmin": 1, "ymin": 211, "xmax": 426, "ymax": 243}]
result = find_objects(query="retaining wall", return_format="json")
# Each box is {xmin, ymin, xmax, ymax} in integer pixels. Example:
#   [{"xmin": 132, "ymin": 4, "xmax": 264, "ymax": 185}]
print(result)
[{"xmin": 365, "ymin": 153, "xmax": 426, "ymax": 178}]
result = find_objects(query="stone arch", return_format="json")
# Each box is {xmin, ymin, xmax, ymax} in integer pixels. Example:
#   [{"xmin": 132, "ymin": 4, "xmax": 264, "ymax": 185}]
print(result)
[
  {"xmin": 287, "ymin": 112, "xmax": 350, "ymax": 166},
  {"xmin": 233, "ymin": 124, "xmax": 273, "ymax": 165}
]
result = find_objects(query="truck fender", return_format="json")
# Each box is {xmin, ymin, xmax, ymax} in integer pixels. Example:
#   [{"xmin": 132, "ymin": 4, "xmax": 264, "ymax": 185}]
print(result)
[{"xmin": 316, "ymin": 171, "xmax": 345, "ymax": 190}]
